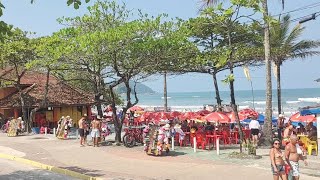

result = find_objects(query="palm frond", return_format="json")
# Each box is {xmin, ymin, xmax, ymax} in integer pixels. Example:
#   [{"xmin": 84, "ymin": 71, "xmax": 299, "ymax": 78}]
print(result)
[
  {"xmin": 289, "ymin": 51, "xmax": 320, "ymax": 60},
  {"xmin": 283, "ymin": 23, "xmax": 304, "ymax": 47}
]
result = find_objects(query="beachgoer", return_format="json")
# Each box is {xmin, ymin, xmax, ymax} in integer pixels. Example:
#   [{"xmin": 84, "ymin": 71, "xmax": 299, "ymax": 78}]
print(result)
[
  {"xmin": 204, "ymin": 121, "xmax": 214, "ymax": 132},
  {"xmin": 277, "ymin": 114, "xmax": 285, "ymax": 140},
  {"xmin": 78, "ymin": 115, "xmax": 86, "ymax": 147},
  {"xmin": 174, "ymin": 124, "xmax": 185, "ymax": 146},
  {"xmin": 307, "ymin": 124, "xmax": 317, "ymax": 141},
  {"xmin": 249, "ymin": 117, "xmax": 260, "ymax": 146},
  {"xmin": 270, "ymin": 139, "xmax": 287, "ymax": 180},
  {"xmin": 91, "ymin": 116, "xmax": 101, "ymax": 147},
  {"xmin": 83, "ymin": 114, "xmax": 89, "ymax": 145},
  {"xmin": 285, "ymin": 135, "xmax": 308, "ymax": 180},
  {"xmin": 283, "ymin": 125, "xmax": 294, "ymax": 145}
]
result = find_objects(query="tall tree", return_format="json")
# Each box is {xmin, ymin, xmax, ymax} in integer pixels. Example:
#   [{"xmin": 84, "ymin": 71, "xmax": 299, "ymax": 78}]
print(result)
[
  {"xmin": 0, "ymin": 28, "xmax": 36, "ymax": 132},
  {"xmin": 270, "ymin": 14, "xmax": 320, "ymax": 115}
]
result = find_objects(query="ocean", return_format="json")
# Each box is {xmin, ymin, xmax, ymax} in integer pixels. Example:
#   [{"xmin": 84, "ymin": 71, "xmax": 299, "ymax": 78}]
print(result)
[{"xmin": 135, "ymin": 88, "xmax": 320, "ymax": 116}]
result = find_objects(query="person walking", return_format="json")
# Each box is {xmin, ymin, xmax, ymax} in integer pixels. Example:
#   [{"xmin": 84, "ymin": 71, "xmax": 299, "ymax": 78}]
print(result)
[
  {"xmin": 270, "ymin": 139, "xmax": 287, "ymax": 180},
  {"xmin": 78, "ymin": 115, "xmax": 86, "ymax": 147},
  {"xmin": 285, "ymin": 135, "xmax": 308, "ymax": 180},
  {"xmin": 249, "ymin": 116, "xmax": 260, "ymax": 147}
]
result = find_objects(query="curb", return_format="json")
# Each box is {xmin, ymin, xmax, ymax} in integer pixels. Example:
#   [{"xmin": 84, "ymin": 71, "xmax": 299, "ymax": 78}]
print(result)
[{"xmin": 0, "ymin": 153, "xmax": 103, "ymax": 180}]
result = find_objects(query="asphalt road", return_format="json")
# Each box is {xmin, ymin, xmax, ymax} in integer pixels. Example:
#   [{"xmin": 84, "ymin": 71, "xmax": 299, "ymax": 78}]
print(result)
[{"xmin": 0, "ymin": 158, "xmax": 78, "ymax": 180}]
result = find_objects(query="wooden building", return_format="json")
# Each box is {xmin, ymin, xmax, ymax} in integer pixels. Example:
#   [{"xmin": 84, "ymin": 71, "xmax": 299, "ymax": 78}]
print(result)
[{"xmin": 0, "ymin": 68, "xmax": 94, "ymax": 128}]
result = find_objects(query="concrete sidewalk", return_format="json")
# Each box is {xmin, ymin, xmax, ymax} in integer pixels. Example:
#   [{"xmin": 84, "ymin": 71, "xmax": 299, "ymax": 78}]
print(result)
[{"xmin": 0, "ymin": 134, "xmax": 319, "ymax": 180}]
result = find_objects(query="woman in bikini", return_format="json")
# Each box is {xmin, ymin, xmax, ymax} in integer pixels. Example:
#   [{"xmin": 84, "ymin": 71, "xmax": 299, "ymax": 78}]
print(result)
[{"xmin": 270, "ymin": 139, "xmax": 287, "ymax": 180}]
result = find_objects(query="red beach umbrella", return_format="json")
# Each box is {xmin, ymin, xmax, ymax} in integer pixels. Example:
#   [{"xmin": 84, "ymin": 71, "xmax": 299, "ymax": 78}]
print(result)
[
  {"xmin": 129, "ymin": 106, "xmax": 144, "ymax": 111},
  {"xmin": 179, "ymin": 112, "xmax": 199, "ymax": 120},
  {"xmin": 197, "ymin": 109, "xmax": 211, "ymax": 116},
  {"xmin": 204, "ymin": 112, "xmax": 230, "ymax": 123},
  {"xmin": 239, "ymin": 108, "xmax": 259, "ymax": 119},
  {"xmin": 139, "ymin": 112, "xmax": 154, "ymax": 122},
  {"xmin": 170, "ymin": 111, "xmax": 182, "ymax": 118},
  {"xmin": 227, "ymin": 112, "xmax": 246, "ymax": 122},
  {"xmin": 290, "ymin": 112, "xmax": 316, "ymax": 123},
  {"xmin": 154, "ymin": 112, "xmax": 171, "ymax": 120}
]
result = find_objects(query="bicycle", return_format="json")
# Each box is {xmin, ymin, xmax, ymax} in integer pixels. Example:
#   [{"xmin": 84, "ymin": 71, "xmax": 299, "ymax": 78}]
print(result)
[
  {"xmin": 1, "ymin": 124, "xmax": 7, "ymax": 133},
  {"xmin": 123, "ymin": 126, "xmax": 143, "ymax": 148}
]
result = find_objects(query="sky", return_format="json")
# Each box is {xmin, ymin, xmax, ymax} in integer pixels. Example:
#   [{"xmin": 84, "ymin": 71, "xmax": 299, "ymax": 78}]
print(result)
[{"xmin": 1, "ymin": 0, "xmax": 320, "ymax": 93}]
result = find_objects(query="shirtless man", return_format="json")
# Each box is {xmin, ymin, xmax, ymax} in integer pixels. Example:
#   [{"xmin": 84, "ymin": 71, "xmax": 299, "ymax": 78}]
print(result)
[
  {"xmin": 285, "ymin": 135, "xmax": 307, "ymax": 180},
  {"xmin": 78, "ymin": 116, "xmax": 86, "ymax": 147},
  {"xmin": 283, "ymin": 125, "xmax": 293, "ymax": 145},
  {"xmin": 91, "ymin": 116, "xmax": 102, "ymax": 147}
]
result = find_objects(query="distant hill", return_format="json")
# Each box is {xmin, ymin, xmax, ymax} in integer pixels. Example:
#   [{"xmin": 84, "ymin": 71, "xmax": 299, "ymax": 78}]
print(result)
[{"xmin": 115, "ymin": 81, "xmax": 155, "ymax": 94}]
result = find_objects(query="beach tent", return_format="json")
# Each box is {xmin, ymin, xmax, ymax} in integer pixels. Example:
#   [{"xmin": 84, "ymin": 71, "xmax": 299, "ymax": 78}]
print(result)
[
  {"xmin": 242, "ymin": 114, "xmax": 277, "ymax": 124},
  {"xmin": 300, "ymin": 108, "xmax": 320, "ymax": 116}
]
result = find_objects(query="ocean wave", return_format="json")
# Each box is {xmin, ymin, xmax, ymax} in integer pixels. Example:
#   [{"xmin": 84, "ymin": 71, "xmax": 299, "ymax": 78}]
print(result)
[
  {"xmin": 286, "ymin": 101, "xmax": 300, "ymax": 104},
  {"xmin": 192, "ymin": 96, "xmax": 200, "ymax": 98},
  {"xmin": 243, "ymin": 101, "xmax": 267, "ymax": 105},
  {"xmin": 297, "ymin": 97, "xmax": 320, "ymax": 103},
  {"xmin": 161, "ymin": 97, "xmax": 171, "ymax": 99}
]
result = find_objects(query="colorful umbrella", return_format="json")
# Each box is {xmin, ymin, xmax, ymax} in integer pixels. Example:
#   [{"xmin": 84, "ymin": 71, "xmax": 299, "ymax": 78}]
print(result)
[
  {"xmin": 204, "ymin": 112, "xmax": 230, "ymax": 123},
  {"xmin": 290, "ymin": 112, "xmax": 316, "ymax": 123},
  {"xmin": 154, "ymin": 112, "xmax": 171, "ymax": 121}
]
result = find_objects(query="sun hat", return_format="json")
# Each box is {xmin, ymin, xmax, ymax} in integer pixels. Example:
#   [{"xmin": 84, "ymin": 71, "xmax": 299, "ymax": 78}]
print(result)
[
  {"xmin": 279, "ymin": 114, "xmax": 284, "ymax": 118},
  {"xmin": 174, "ymin": 124, "xmax": 181, "ymax": 129},
  {"xmin": 17, "ymin": 117, "xmax": 22, "ymax": 120}
]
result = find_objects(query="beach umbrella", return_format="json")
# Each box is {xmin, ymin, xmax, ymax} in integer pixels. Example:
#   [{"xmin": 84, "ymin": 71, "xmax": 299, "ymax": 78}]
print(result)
[
  {"xmin": 290, "ymin": 112, "xmax": 316, "ymax": 123},
  {"xmin": 204, "ymin": 112, "xmax": 230, "ymax": 123},
  {"xmin": 169, "ymin": 111, "xmax": 182, "ymax": 118},
  {"xmin": 154, "ymin": 112, "xmax": 171, "ymax": 121},
  {"xmin": 129, "ymin": 106, "xmax": 144, "ymax": 111},
  {"xmin": 179, "ymin": 112, "xmax": 199, "ymax": 120},
  {"xmin": 139, "ymin": 112, "xmax": 154, "ymax": 122},
  {"xmin": 239, "ymin": 108, "xmax": 259, "ymax": 119},
  {"xmin": 197, "ymin": 109, "xmax": 211, "ymax": 116},
  {"xmin": 227, "ymin": 112, "xmax": 246, "ymax": 122}
]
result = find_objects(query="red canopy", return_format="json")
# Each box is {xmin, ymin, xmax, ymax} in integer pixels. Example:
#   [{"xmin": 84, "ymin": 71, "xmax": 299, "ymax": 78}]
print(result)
[
  {"xmin": 139, "ymin": 112, "xmax": 154, "ymax": 122},
  {"xmin": 227, "ymin": 112, "xmax": 246, "ymax": 122},
  {"xmin": 179, "ymin": 112, "xmax": 200, "ymax": 120},
  {"xmin": 204, "ymin": 112, "xmax": 230, "ymax": 123},
  {"xmin": 239, "ymin": 108, "xmax": 259, "ymax": 119},
  {"xmin": 154, "ymin": 112, "xmax": 171, "ymax": 121},
  {"xmin": 290, "ymin": 112, "xmax": 316, "ymax": 123},
  {"xmin": 170, "ymin": 111, "xmax": 182, "ymax": 118},
  {"xmin": 129, "ymin": 106, "xmax": 144, "ymax": 111},
  {"xmin": 197, "ymin": 109, "xmax": 211, "ymax": 116}
]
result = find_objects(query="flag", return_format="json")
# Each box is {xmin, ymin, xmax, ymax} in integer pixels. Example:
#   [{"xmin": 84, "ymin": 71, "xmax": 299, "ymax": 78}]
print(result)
[
  {"xmin": 243, "ymin": 66, "xmax": 251, "ymax": 81},
  {"xmin": 272, "ymin": 61, "xmax": 277, "ymax": 79}
]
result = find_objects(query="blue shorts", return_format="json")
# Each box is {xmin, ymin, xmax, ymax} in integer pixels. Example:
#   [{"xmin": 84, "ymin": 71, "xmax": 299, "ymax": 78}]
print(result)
[
  {"xmin": 91, "ymin": 129, "xmax": 100, "ymax": 138},
  {"xmin": 271, "ymin": 164, "xmax": 285, "ymax": 175}
]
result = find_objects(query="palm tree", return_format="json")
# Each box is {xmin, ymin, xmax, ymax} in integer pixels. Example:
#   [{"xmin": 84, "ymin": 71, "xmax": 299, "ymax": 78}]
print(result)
[{"xmin": 271, "ymin": 14, "xmax": 320, "ymax": 115}]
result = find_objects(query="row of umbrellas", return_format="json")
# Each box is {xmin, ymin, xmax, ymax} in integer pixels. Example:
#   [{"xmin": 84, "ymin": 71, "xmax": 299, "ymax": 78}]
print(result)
[{"xmin": 130, "ymin": 106, "xmax": 317, "ymax": 124}]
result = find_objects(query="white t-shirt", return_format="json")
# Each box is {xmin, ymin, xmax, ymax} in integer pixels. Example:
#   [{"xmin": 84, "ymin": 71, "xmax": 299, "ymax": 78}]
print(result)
[{"xmin": 249, "ymin": 120, "xmax": 260, "ymax": 130}]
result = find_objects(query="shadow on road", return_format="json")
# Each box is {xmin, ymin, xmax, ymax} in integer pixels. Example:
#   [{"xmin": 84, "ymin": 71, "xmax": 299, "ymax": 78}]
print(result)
[
  {"xmin": 61, "ymin": 166, "xmax": 104, "ymax": 177},
  {"xmin": 0, "ymin": 170, "xmax": 76, "ymax": 180}
]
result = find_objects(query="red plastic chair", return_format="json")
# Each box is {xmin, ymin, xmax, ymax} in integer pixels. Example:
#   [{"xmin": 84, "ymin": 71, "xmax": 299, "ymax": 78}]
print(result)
[
  {"xmin": 221, "ymin": 131, "xmax": 231, "ymax": 146},
  {"xmin": 195, "ymin": 133, "xmax": 206, "ymax": 150}
]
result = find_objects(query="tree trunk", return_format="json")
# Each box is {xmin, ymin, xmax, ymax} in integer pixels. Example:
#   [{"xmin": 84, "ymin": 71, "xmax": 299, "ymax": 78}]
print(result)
[
  {"xmin": 212, "ymin": 72, "xmax": 222, "ymax": 111},
  {"xmin": 164, "ymin": 72, "xmax": 168, "ymax": 112},
  {"xmin": 229, "ymin": 66, "xmax": 244, "ymax": 152},
  {"xmin": 114, "ymin": 122, "xmax": 122, "ymax": 143},
  {"xmin": 276, "ymin": 63, "xmax": 281, "ymax": 115},
  {"xmin": 19, "ymin": 94, "xmax": 30, "ymax": 132},
  {"xmin": 262, "ymin": 0, "xmax": 273, "ymax": 146}
]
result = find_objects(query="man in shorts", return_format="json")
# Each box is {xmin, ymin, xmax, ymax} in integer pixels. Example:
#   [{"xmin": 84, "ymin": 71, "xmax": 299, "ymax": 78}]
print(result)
[
  {"xmin": 285, "ymin": 135, "xmax": 308, "ymax": 180},
  {"xmin": 277, "ymin": 114, "xmax": 285, "ymax": 140},
  {"xmin": 91, "ymin": 115, "xmax": 102, "ymax": 147},
  {"xmin": 78, "ymin": 115, "xmax": 86, "ymax": 147}
]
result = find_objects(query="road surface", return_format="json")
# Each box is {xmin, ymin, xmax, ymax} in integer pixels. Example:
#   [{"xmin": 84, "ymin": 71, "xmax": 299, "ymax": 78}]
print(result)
[{"xmin": 0, "ymin": 158, "xmax": 78, "ymax": 180}]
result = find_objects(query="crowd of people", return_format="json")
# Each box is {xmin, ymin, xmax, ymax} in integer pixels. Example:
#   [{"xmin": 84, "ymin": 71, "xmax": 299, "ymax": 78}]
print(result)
[{"xmin": 269, "ymin": 114, "xmax": 318, "ymax": 180}]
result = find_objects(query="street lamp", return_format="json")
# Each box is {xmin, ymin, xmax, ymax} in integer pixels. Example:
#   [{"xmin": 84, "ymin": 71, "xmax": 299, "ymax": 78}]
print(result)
[{"xmin": 299, "ymin": 13, "xmax": 317, "ymax": 24}]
